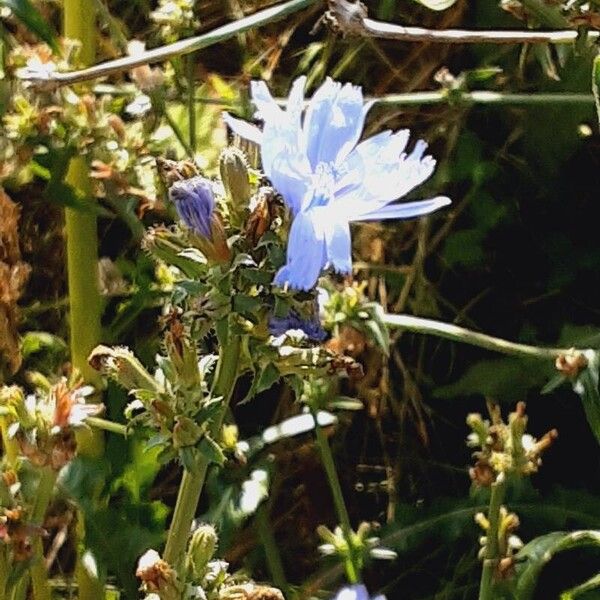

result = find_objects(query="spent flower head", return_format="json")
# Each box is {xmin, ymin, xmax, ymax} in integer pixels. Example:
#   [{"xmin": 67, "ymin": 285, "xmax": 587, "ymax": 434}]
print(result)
[
  {"xmin": 467, "ymin": 402, "xmax": 558, "ymax": 486},
  {"xmin": 224, "ymin": 76, "xmax": 450, "ymax": 290}
]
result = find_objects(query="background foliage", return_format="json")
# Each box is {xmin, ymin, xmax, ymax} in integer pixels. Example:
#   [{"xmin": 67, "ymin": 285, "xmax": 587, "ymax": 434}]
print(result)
[{"xmin": 2, "ymin": 0, "xmax": 600, "ymax": 598}]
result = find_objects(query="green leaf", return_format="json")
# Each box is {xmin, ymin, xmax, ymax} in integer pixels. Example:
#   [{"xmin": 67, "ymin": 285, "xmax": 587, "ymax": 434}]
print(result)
[
  {"xmin": 561, "ymin": 572, "xmax": 600, "ymax": 599},
  {"xmin": 593, "ymin": 52, "xmax": 600, "ymax": 130},
  {"xmin": 20, "ymin": 331, "xmax": 67, "ymax": 359},
  {"xmin": 515, "ymin": 531, "xmax": 600, "ymax": 600},
  {"xmin": 413, "ymin": 0, "xmax": 457, "ymax": 10},
  {"xmin": 435, "ymin": 357, "xmax": 553, "ymax": 402},
  {"xmin": 573, "ymin": 354, "xmax": 600, "ymax": 444},
  {"xmin": 198, "ymin": 435, "xmax": 226, "ymax": 466},
  {"xmin": 0, "ymin": 0, "xmax": 59, "ymax": 52}
]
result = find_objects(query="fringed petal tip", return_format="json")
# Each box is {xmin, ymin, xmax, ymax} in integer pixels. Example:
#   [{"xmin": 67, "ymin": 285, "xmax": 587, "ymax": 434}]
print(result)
[{"xmin": 222, "ymin": 112, "xmax": 263, "ymax": 144}]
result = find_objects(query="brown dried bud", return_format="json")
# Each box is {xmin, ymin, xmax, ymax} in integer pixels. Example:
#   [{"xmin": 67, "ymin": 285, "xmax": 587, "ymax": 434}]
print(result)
[
  {"xmin": 469, "ymin": 459, "xmax": 495, "ymax": 487},
  {"xmin": 244, "ymin": 187, "xmax": 281, "ymax": 246},
  {"xmin": 555, "ymin": 350, "xmax": 588, "ymax": 379},
  {"xmin": 531, "ymin": 428, "xmax": 558, "ymax": 456},
  {"xmin": 497, "ymin": 556, "xmax": 516, "ymax": 579},
  {"xmin": 136, "ymin": 549, "xmax": 179, "ymax": 599}
]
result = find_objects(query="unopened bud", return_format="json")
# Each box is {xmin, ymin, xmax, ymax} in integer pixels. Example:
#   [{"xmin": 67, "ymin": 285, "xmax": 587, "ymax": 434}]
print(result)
[
  {"xmin": 164, "ymin": 318, "xmax": 200, "ymax": 387},
  {"xmin": 474, "ymin": 512, "xmax": 489, "ymax": 530},
  {"xmin": 169, "ymin": 177, "xmax": 231, "ymax": 263},
  {"xmin": 89, "ymin": 345, "xmax": 161, "ymax": 394},
  {"xmin": 219, "ymin": 147, "xmax": 252, "ymax": 208},
  {"xmin": 172, "ymin": 416, "xmax": 203, "ymax": 450},
  {"xmin": 187, "ymin": 523, "xmax": 218, "ymax": 578}
]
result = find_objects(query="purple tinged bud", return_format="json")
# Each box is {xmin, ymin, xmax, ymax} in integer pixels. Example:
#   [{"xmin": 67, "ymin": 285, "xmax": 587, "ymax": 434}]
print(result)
[{"xmin": 169, "ymin": 176, "xmax": 216, "ymax": 239}]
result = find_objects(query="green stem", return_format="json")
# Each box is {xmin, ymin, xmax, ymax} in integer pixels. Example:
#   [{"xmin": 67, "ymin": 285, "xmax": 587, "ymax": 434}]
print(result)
[
  {"xmin": 312, "ymin": 412, "xmax": 360, "ymax": 584},
  {"xmin": 165, "ymin": 110, "xmax": 195, "ymax": 159},
  {"xmin": 372, "ymin": 91, "xmax": 595, "ymax": 107},
  {"xmin": 382, "ymin": 313, "xmax": 576, "ymax": 360},
  {"xmin": 163, "ymin": 337, "xmax": 241, "ymax": 576},
  {"xmin": 63, "ymin": 1, "xmax": 104, "ymax": 598},
  {"xmin": 186, "ymin": 54, "xmax": 196, "ymax": 153},
  {"xmin": 85, "ymin": 416, "xmax": 128, "ymax": 436},
  {"xmin": 0, "ymin": 418, "xmax": 18, "ymax": 466},
  {"xmin": 29, "ymin": 467, "xmax": 57, "ymax": 600},
  {"xmin": 0, "ymin": 547, "xmax": 9, "ymax": 600},
  {"xmin": 478, "ymin": 476, "xmax": 507, "ymax": 600},
  {"xmin": 23, "ymin": 0, "xmax": 318, "ymax": 87},
  {"xmin": 255, "ymin": 502, "xmax": 289, "ymax": 596}
]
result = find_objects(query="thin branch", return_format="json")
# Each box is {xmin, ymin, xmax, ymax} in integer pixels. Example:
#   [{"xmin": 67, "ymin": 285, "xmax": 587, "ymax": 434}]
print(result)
[
  {"xmin": 92, "ymin": 84, "xmax": 595, "ymax": 106},
  {"xmin": 372, "ymin": 90, "xmax": 595, "ymax": 106},
  {"xmin": 382, "ymin": 313, "xmax": 578, "ymax": 360},
  {"xmin": 19, "ymin": 0, "xmax": 319, "ymax": 87},
  {"xmin": 326, "ymin": 0, "xmax": 598, "ymax": 45}
]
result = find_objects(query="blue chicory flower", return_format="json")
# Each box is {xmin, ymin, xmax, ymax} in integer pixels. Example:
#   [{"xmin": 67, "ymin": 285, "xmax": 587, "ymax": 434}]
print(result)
[
  {"xmin": 269, "ymin": 310, "xmax": 327, "ymax": 342},
  {"xmin": 333, "ymin": 584, "xmax": 385, "ymax": 600},
  {"xmin": 224, "ymin": 77, "xmax": 451, "ymax": 291}
]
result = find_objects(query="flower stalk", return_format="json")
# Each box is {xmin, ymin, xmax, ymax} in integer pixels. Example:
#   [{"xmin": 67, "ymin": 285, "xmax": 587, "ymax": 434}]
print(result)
[
  {"xmin": 163, "ymin": 336, "xmax": 241, "ymax": 577},
  {"xmin": 255, "ymin": 502, "xmax": 289, "ymax": 596},
  {"xmin": 478, "ymin": 475, "xmax": 507, "ymax": 600},
  {"xmin": 382, "ymin": 313, "xmax": 576, "ymax": 360},
  {"xmin": 312, "ymin": 410, "xmax": 361, "ymax": 584},
  {"xmin": 63, "ymin": 1, "xmax": 105, "ymax": 599},
  {"xmin": 186, "ymin": 54, "xmax": 197, "ymax": 153}
]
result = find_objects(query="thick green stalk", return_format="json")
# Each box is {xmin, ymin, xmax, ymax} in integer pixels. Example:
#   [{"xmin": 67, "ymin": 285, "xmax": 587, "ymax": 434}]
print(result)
[
  {"xmin": 63, "ymin": 2, "xmax": 104, "ymax": 599},
  {"xmin": 0, "ymin": 547, "xmax": 8, "ymax": 600},
  {"xmin": 312, "ymin": 415, "xmax": 360, "ymax": 584},
  {"xmin": 478, "ymin": 477, "xmax": 507, "ymax": 600},
  {"xmin": 255, "ymin": 503, "xmax": 289, "ymax": 595},
  {"xmin": 163, "ymin": 337, "xmax": 241, "ymax": 576},
  {"xmin": 382, "ymin": 313, "xmax": 576, "ymax": 360}
]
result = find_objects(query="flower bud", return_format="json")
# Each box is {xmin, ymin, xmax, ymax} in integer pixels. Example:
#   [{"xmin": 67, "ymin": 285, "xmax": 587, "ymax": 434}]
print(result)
[
  {"xmin": 89, "ymin": 345, "xmax": 161, "ymax": 394},
  {"xmin": 169, "ymin": 177, "xmax": 230, "ymax": 263},
  {"xmin": 142, "ymin": 226, "xmax": 206, "ymax": 278},
  {"xmin": 164, "ymin": 318, "xmax": 200, "ymax": 387},
  {"xmin": 219, "ymin": 147, "xmax": 252, "ymax": 209},
  {"xmin": 187, "ymin": 523, "xmax": 218, "ymax": 578},
  {"xmin": 172, "ymin": 416, "xmax": 203, "ymax": 450}
]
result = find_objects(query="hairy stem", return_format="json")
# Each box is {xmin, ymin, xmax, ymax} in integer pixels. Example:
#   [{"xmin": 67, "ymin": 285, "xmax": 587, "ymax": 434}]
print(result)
[
  {"xmin": 312, "ymin": 413, "xmax": 360, "ymax": 583},
  {"xmin": 163, "ymin": 337, "xmax": 241, "ymax": 576},
  {"xmin": 255, "ymin": 503, "xmax": 289, "ymax": 595},
  {"xmin": 186, "ymin": 54, "xmax": 197, "ymax": 153},
  {"xmin": 478, "ymin": 477, "xmax": 507, "ymax": 600},
  {"xmin": 85, "ymin": 416, "xmax": 128, "ymax": 436},
  {"xmin": 382, "ymin": 313, "xmax": 575, "ymax": 360}
]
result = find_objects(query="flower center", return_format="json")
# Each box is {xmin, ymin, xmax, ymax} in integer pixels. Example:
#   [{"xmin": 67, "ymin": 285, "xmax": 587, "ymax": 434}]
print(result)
[{"xmin": 309, "ymin": 162, "xmax": 336, "ymax": 208}]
